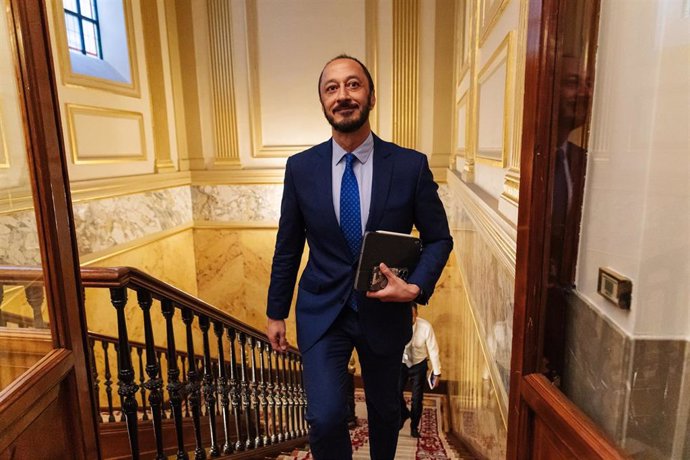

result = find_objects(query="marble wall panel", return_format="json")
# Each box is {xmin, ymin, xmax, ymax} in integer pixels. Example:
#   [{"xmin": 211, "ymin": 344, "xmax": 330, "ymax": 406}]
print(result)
[
  {"xmin": 627, "ymin": 340, "xmax": 688, "ymax": 458},
  {"xmin": 72, "ymin": 186, "xmax": 193, "ymax": 257},
  {"xmin": 0, "ymin": 209, "xmax": 42, "ymax": 265},
  {"xmin": 563, "ymin": 291, "xmax": 690, "ymax": 459},
  {"xmin": 562, "ymin": 292, "xmax": 632, "ymax": 441},
  {"xmin": 447, "ymin": 194, "xmax": 514, "ymax": 397},
  {"xmin": 191, "ymin": 185, "xmax": 282, "ymax": 223},
  {"xmin": 192, "ymin": 227, "xmax": 302, "ymax": 346}
]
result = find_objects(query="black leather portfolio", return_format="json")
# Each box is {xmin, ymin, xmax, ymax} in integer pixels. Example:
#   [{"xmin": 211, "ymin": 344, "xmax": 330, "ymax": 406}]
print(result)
[{"xmin": 354, "ymin": 231, "xmax": 422, "ymax": 292}]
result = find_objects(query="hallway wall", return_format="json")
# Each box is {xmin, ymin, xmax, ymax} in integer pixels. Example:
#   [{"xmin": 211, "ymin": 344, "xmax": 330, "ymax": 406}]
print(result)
[{"xmin": 560, "ymin": 1, "xmax": 690, "ymax": 458}]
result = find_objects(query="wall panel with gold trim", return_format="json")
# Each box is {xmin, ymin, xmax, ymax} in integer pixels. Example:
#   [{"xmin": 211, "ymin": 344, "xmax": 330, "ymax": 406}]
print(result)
[{"xmin": 45, "ymin": 0, "xmax": 161, "ymax": 182}]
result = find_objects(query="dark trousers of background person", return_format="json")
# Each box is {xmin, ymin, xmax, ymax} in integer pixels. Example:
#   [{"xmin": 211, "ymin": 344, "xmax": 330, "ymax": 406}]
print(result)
[{"xmin": 399, "ymin": 360, "xmax": 427, "ymax": 430}]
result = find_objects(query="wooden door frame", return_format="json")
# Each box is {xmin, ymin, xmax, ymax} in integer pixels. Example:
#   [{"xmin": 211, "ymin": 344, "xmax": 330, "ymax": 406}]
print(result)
[
  {"xmin": 0, "ymin": 0, "xmax": 99, "ymax": 457},
  {"xmin": 506, "ymin": 0, "xmax": 629, "ymax": 458}
]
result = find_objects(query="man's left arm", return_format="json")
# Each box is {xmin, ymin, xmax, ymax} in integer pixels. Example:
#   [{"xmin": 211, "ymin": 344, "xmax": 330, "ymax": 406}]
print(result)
[
  {"xmin": 406, "ymin": 155, "xmax": 453, "ymax": 304},
  {"xmin": 366, "ymin": 155, "xmax": 453, "ymax": 303}
]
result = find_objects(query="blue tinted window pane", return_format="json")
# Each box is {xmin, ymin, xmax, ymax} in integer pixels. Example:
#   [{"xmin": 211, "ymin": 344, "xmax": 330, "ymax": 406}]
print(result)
[
  {"xmin": 79, "ymin": 0, "xmax": 96, "ymax": 19},
  {"xmin": 64, "ymin": 13, "xmax": 82, "ymax": 51},
  {"xmin": 63, "ymin": 0, "xmax": 78, "ymax": 13},
  {"xmin": 82, "ymin": 22, "xmax": 99, "ymax": 57}
]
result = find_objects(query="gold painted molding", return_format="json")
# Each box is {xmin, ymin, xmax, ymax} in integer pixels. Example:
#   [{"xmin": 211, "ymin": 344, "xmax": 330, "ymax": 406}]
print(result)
[
  {"xmin": 50, "ymin": 0, "xmax": 141, "ymax": 97},
  {"xmin": 501, "ymin": 169, "xmax": 520, "ymax": 205},
  {"xmin": 476, "ymin": 31, "xmax": 515, "ymax": 167},
  {"xmin": 454, "ymin": 90, "xmax": 470, "ymax": 159},
  {"xmin": 66, "ymin": 104, "xmax": 147, "ymax": 164},
  {"xmin": 193, "ymin": 220, "xmax": 278, "ymax": 229},
  {"xmin": 501, "ymin": 0, "xmax": 530, "ymax": 204},
  {"xmin": 69, "ymin": 171, "xmax": 191, "ymax": 203},
  {"xmin": 190, "ymin": 169, "xmax": 285, "ymax": 185},
  {"xmin": 392, "ymin": 0, "xmax": 420, "ymax": 150},
  {"xmin": 0, "ymin": 116, "xmax": 9, "ymax": 169},
  {"xmin": 479, "ymin": 0, "xmax": 512, "ymax": 47},
  {"xmin": 366, "ymin": 0, "xmax": 379, "ymax": 133},
  {"xmin": 208, "ymin": 0, "xmax": 241, "ymax": 167}
]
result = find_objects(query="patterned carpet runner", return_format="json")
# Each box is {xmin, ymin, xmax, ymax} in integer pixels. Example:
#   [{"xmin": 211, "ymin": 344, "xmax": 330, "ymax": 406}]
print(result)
[{"xmin": 278, "ymin": 390, "xmax": 474, "ymax": 460}]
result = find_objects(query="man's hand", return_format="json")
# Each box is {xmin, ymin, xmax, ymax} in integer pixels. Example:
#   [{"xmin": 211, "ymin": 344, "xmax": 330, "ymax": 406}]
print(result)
[
  {"xmin": 366, "ymin": 262, "xmax": 420, "ymax": 302},
  {"xmin": 267, "ymin": 318, "xmax": 289, "ymax": 353},
  {"xmin": 429, "ymin": 373, "xmax": 441, "ymax": 390}
]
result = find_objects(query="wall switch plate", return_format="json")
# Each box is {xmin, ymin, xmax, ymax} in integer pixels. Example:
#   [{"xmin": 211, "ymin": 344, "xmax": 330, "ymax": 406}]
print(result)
[{"xmin": 597, "ymin": 267, "xmax": 632, "ymax": 310}]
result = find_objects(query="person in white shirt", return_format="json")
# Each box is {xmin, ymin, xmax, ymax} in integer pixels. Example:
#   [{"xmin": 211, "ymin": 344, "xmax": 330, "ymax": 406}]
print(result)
[{"xmin": 399, "ymin": 304, "xmax": 441, "ymax": 438}]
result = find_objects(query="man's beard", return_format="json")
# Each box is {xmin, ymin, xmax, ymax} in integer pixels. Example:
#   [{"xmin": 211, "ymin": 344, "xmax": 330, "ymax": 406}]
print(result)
[{"xmin": 323, "ymin": 100, "xmax": 372, "ymax": 133}]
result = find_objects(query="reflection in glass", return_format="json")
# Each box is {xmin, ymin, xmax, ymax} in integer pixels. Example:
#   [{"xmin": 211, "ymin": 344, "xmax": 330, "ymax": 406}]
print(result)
[{"xmin": 0, "ymin": 4, "xmax": 52, "ymax": 393}]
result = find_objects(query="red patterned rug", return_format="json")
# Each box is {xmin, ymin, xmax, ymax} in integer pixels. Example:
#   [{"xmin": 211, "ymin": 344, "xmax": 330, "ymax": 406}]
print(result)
[{"xmin": 281, "ymin": 391, "xmax": 456, "ymax": 459}]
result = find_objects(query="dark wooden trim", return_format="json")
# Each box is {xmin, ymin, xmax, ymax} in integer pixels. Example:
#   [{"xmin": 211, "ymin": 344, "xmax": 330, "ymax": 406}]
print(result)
[
  {"xmin": 522, "ymin": 374, "xmax": 630, "ymax": 459},
  {"xmin": 507, "ymin": 0, "xmax": 560, "ymax": 456},
  {"xmin": 2, "ymin": 0, "xmax": 99, "ymax": 457},
  {"xmin": 0, "ymin": 349, "xmax": 73, "ymax": 452}
]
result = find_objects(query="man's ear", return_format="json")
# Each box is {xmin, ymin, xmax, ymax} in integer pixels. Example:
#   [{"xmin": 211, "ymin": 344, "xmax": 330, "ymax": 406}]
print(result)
[{"xmin": 369, "ymin": 90, "xmax": 376, "ymax": 109}]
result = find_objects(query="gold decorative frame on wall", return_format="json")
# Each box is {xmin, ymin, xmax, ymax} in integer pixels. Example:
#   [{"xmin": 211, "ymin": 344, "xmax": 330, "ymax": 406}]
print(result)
[
  {"xmin": 66, "ymin": 104, "xmax": 146, "ymax": 164},
  {"xmin": 476, "ymin": 31, "xmax": 514, "ymax": 167},
  {"xmin": 454, "ymin": 90, "xmax": 469, "ymax": 157},
  {"xmin": 479, "ymin": 0, "xmax": 511, "ymax": 46},
  {"xmin": 244, "ymin": 0, "xmax": 377, "ymax": 158},
  {"xmin": 50, "ymin": 0, "xmax": 141, "ymax": 97},
  {"xmin": 455, "ymin": 0, "xmax": 472, "ymax": 79}
]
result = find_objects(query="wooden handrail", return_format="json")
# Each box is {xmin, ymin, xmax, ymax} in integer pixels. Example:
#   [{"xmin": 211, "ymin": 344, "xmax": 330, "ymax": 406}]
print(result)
[{"xmin": 0, "ymin": 265, "xmax": 298, "ymax": 354}]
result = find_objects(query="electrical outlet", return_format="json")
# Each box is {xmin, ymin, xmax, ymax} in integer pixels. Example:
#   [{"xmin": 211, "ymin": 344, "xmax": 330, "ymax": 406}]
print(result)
[{"xmin": 597, "ymin": 267, "xmax": 632, "ymax": 310}]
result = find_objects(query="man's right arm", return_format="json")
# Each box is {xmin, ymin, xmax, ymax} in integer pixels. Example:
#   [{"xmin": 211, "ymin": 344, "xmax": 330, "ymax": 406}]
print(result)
[{"xmin": 266, "ymin": 158, "xmax": 306, "ymax": 349}]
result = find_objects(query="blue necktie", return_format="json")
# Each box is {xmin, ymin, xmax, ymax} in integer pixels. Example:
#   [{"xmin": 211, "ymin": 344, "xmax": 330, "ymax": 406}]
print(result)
[{"xmin": 340, "ymin": 153, "xmax": 362, "ymax": 310}]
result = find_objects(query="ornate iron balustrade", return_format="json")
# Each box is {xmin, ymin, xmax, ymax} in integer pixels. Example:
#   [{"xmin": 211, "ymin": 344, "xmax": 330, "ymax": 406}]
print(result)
[{"xmin": 0, "ymin": 266, "xmax": 308, "ymax": 459}]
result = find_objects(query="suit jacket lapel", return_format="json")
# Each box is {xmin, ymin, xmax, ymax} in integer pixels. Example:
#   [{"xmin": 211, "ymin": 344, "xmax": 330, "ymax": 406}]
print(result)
[{"xmin": 366, "ymin": 135, "xmax": 394, "ymax": 232}]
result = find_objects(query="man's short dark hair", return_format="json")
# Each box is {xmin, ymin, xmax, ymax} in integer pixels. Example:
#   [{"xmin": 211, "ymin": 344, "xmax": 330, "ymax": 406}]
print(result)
[{"xmin": 318, "ymin": 54, "xmax": 375, "ymax": 96}]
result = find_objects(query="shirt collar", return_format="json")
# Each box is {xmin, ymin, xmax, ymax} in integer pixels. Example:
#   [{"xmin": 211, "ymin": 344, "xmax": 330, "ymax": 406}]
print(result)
[{"xmin": 333, "ymin": 132, "xmax": 374, "ymax": 167}]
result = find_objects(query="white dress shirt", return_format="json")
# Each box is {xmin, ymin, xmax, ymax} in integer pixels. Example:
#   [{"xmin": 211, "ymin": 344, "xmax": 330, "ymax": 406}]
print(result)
[{"xmin": 402, "ymin": 317, "xmax": 441, "ymax": 375}]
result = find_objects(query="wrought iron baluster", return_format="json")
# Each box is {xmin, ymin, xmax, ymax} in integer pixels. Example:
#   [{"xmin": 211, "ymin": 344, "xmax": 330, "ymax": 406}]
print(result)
[
  {"xmin": 137, "ymin": 290, "xmax": 164, "ymax": 459},
  {"xmin": 213, "ymin": 321, "xmax": 233, "ymax": 454},
  {"xmin": 136, "ymin": 347, "xmax": 149, "ymax": 421},
  {"xmin": 267, "ymin": 348, "xmax": 277, "ymax": 444},
  {"xmin": 110, "ymin": 287, "xmax": 140, "ymax": 459},
  {"xmin": 102, "ymin": 341, "xmax": 116, "ymax": 422},
  {"xmin": 288, "ymin": 353, "xmax": 297, "ymax": 439},
  {"xmin": 248, "ymin": 336, "xmax": 261, "ymax": 448},
  {"xmin": 238, "ymin": 332, "xmax": 252, "ymax": 450},
  {"xmin": 181, "ymin": 354, "xmax": 190, "ymax": 418},
  {"xmin": 298, "ymin": 355, "xmax": 307, "ymax": 436},
  {"xmin": 275, "ymin": 350, "xmax": 285, "ymax": 442},
  {"xmin": 161, "ymin": 300, "xmax": 188, "ymax": 460},
  {"xmin": 281, "ymin": 353, "xmax": 291, "ymax": 440},
  {"xmin": 227, "ymin": 328, "xmax": 243, "ymax": 451},
  {"xmin": 258, "ymin": 341, "xmax": 270, "ymax": 446},
  {"xmin": 199, "ymin": 315, "xmax": 220, "ymax": 457},
  {"xmin": 182, "ymin": 308, "xmax": 206, "ymax": 460}
]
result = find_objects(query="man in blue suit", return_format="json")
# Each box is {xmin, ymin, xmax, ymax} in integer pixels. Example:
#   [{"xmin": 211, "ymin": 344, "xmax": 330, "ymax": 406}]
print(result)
[{"xmin": 266, "ymin": 55, "xmax": 452, "ymax": 460}]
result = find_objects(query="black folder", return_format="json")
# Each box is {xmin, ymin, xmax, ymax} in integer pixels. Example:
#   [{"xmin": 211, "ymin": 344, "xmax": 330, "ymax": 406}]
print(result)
[{"xmin": 354, "ymin": 231, "xmax": 422, "ymax": 292}]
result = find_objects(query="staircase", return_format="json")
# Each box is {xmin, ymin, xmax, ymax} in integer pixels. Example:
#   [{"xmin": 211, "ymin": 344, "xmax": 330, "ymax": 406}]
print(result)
[{"xmin": 275, "ymin": 390, "xmax": 478, "ymax": 460}]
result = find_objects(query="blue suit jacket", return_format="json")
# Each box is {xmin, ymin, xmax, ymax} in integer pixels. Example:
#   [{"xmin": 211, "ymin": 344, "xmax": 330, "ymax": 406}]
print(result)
[{"xmin": 267, "ymin": 135, "xmax": 453, "ymax": 354}]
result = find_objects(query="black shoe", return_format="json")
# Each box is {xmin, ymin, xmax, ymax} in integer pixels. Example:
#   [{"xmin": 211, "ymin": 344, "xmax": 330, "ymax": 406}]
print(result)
[
  {"xmin": 410, "ymin": 428, "xmax": 421, "ymax": 438},
  {"xmin": 399, "ymin": 411, "xmax": 410, "ymax": 430}
]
